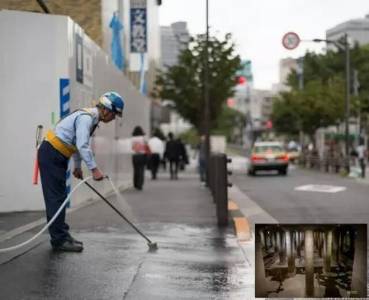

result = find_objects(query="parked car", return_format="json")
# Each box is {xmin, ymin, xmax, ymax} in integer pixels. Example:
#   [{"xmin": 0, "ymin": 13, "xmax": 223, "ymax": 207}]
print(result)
[{"xmin": 247, "ymin": 141, "xmax": 289, "ymax": 176}]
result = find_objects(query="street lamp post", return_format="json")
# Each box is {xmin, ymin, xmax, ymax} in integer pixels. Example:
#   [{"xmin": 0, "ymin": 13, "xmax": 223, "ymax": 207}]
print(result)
[
  {"xmin": 313, "ymin": 34, "xmax": 351, "ymax": 173},
  {"xmin": 204, "ymin": 0, "xmax": 211, "ymax": 184}
]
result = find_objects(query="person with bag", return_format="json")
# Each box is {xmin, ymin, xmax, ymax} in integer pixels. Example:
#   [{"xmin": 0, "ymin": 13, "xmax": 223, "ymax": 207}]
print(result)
[{"xmin": 131, "ymin": 126, "xmax": 150, "ymax": 190}]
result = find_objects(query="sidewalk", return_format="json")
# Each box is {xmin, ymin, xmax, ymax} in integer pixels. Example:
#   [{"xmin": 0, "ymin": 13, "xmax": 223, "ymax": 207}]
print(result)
[{"xmin": 0, "ymin": 167, "xmax": 254, "ymax": 300}]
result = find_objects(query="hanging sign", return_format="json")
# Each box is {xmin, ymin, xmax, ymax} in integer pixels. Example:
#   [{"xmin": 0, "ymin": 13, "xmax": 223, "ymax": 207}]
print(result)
[{"xmin": 130, "ymin": 0, "xmax": 147, "ymax": 53}]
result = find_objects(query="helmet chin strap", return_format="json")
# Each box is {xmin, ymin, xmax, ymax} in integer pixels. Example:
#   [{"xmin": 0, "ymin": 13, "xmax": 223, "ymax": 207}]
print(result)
[{"xmin": 99, "ymin": 107, "xmax": 108, "ymax": 121}]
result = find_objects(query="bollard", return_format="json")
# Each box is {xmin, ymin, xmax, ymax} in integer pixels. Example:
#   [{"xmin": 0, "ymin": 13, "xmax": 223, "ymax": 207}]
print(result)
[
  {"xmin": 214, "ymin": 153, "xmax": 228, "ymax": 227},
  {"xmin": 227, "ymin": 157, "xmax": 232, "ymax": 188},
  {"xmin": 208, "ymin": 155, "xmax": 214, "ymax": 199},
  {"xmin": 209, "ymin": 154, "xmax": 232, "ymax": 226}
]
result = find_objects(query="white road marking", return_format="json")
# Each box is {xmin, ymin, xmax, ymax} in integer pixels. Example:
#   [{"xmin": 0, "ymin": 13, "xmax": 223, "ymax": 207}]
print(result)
[{"xmin": 294, "ymin": 184, "xmax": 346, "ymax": 193}]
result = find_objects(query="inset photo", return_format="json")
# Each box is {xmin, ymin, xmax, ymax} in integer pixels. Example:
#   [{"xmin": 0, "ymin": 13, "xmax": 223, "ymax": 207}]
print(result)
[{"xmin": 255, "ymin": 224, "xmax": 367, "ymax": 298}]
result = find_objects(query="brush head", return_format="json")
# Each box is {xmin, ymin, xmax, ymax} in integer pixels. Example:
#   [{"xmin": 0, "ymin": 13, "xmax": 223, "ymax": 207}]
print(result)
[{"xmin": 148, "ymin": 242, "xmax": 158, "ymax": 251}]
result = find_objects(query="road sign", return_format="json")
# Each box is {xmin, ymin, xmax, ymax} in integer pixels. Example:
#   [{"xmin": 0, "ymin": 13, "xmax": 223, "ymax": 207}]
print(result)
[{"xmin": 282, "ymin": 32, "xmax": 300, "ymax": 50}]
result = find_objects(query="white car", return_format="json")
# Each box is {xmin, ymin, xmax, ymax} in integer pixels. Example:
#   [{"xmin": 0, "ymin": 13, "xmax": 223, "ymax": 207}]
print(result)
[{"xmin": 248, "ymin": 141, "xmax": 289, "ymax": 175}]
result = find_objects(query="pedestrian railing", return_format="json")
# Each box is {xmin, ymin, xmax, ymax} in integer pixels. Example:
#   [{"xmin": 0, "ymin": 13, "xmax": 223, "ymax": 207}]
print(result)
[{"xmin": 299, "ymin": 153, "xmax": 344, "ymax": 174}]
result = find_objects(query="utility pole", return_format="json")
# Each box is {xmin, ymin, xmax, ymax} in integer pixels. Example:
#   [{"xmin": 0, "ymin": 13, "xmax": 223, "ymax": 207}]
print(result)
[
  {"xmin": 204, "ymin": 0, "xmax": 211, "ymax": 184},
  {"xmin": 352, "ymin": 69, "xmax": 360, "ymax": 143},
  {"xmin": 297, "ymin": 57, "xmax": 304, "ymax": 148},
  {"xmin": 344, "ymin": 33, "xmax": 351, "ymax": 173}
]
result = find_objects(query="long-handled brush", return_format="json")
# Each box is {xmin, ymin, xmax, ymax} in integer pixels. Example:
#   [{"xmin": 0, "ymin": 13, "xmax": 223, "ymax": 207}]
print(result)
[{"xmin": 84, "ymin": 181, "xmax": 158, "ymax": 251}]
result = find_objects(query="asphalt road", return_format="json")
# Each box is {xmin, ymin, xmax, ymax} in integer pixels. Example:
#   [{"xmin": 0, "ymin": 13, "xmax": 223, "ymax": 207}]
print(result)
[{"xmin": 232, "ymin": 163, "xmax": 369, "ymax": 224}]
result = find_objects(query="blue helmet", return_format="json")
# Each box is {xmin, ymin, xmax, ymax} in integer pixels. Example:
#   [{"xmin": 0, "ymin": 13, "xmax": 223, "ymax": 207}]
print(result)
[{"xmin": 99, "ymin": 91, "xmax": 124, "ymax": 117}]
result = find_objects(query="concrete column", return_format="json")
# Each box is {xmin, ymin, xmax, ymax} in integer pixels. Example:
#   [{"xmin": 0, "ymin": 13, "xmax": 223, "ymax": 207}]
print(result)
[
  {"xmin": 322, "ymin": 232, "xmax": 326, "ymax": 260},
  {"xmin": 332, "ymin": 228, "xmax": 338, "ymax": 264},
  {"xmin": 305, "ymin": 228, "xmax": 314, "ymax": 297},
  {"xmin": 296, "ymin": 230, "xmax": 301, "ymax": 258},
  {"xmin": 292, "ymin": 231, "xmax": 297, "ymax": 261},
  {"xmin": 349, "ymin": 228, "xmax": 355, "ymax": 255},
  {"xmin": 286, "ymin": 230, "xmax": 295, "ymax": 274},
  {"xmin": 273, "ymin": 231, "xmax": 279, "ymax": 254},
  {"xmin": 300, "ymin": 231, "xmax": 304, "ymax": 250},
  {"xmin": 265, "ymin": 231, "xmax": 270, "ymax": 250},
  {"xmin": 260, "ymin": 230, "xmax": 266, "ymax": 251},
  {"xmin": 256, "ymin": 229, "xmax": 268, "ymax": 297},
  {"xmin": 351, "ymin": 226, "xmax": 367, "ymax": 297},
  {"xmin": 276, "ymin": 231, "xmax": 281, "ymax": 252},
  {"xmin": 313, "ymin": 232, "xmax": 318, "ymax": 250},
  {"xmin": 343, "ymin": 230, "xmax": 349, "ymax": 252},
  {"xmin": 318, "ymin": 232, "xmax": 323, "ymax": 258},
  {"xmin": 279, "ymin": 231, "xmax": 286, "ymax": 264},
  {"xmin": 323, "ymin": 230, "xmax": 332, "ymax": 273},
  {"xmin": 337, "ymin": 228, "xmax": 342, "ymax": 265},
  {"xmin": 267, "ymin": 231, "xmax": 273, "ymax": 250}
]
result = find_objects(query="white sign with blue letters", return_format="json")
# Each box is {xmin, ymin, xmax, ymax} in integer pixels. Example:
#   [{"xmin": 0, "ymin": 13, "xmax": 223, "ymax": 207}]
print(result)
[{"xmin": 130, "ymin": 0, "xmax": 147, "ymax": 53}]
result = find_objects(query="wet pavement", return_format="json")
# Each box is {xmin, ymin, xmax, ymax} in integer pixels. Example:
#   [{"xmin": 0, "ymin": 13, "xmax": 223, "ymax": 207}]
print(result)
[{"xmin": 0, "ymin": 170, "xmax": 253, "ymax": 299}]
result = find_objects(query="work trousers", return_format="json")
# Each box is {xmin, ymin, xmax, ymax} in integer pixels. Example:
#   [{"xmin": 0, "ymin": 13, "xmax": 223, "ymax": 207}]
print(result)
[
  {"xmin": 169, "ymin": 159, "xmax": 179, "ymax": 179},
  {"xmin": 38, "ymin": 141, "xmax": 70, "ymax": 246},
  {"xmin": 359, "ymin": 158, "xmax": 366, "ymax": 178},
  {"xmin": 199, "ymin": 158, "xmax": 207, "ymax": 182},
  {"xmin": 149, "ymin": 153, "xmax": 160, "ymax": 179},
  {"xmin": 132, "ymin": 153, "xmax": 147, "ymax": 190}
]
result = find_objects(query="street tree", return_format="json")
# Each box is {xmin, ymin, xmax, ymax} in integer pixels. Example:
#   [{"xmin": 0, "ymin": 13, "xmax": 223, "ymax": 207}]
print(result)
[
  {"xmin": 272, "ymin": 77, "xmax": 345, "ymax": 141},
  {"xmin": 271, "ymin": 91, "xmax": 301, "ymax": 136},
  {"xmin": 273, "ymin": 42, "xmax": 369, "ymax": 142},
  {"xmin": 152, "ymin": 34, "xmax": 241, "ymax": 133}
]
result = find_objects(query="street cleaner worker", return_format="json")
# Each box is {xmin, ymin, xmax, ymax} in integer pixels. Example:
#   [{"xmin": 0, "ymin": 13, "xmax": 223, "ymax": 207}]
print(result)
[{"xmin": 38, "ymin": 91, "xmax": 124, "ymax": 252}]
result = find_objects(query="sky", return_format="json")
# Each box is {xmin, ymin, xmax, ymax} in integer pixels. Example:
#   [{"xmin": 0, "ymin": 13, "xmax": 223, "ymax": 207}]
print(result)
[{"xmin": 159, "ymin": 0, "xmax": 369, "ymax": 90}]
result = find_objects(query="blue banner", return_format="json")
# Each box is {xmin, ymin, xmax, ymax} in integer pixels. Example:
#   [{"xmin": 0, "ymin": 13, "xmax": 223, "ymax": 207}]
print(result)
[{"xmin": 110, "ymin": 12, "xmax": 124, "ymax": 71}]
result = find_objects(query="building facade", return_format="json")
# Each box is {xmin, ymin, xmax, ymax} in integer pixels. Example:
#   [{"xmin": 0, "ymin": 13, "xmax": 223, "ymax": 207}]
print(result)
[
  {"xmin": 160, "ymin": 21, "xmax": 190, "ymax": 68},
  {"xmin": 327, "ymin": 14, "xmax": 369, "ymax": 46},
  {"xmin": 158, "ymin": 21, "xmax": 191, "ymax": 136}
]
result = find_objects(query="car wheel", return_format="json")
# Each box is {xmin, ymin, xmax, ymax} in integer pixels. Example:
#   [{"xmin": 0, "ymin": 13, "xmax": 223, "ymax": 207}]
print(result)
[{"xmin": 248, "ymin": 169, "xmax": 255, "ymax": 176}]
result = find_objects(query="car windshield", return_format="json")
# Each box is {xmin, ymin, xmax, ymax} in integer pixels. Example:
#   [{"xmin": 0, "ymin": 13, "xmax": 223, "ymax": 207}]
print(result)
[{"xmin": 254, "ymin": 145, "xmax": 283, "ymax": 153}]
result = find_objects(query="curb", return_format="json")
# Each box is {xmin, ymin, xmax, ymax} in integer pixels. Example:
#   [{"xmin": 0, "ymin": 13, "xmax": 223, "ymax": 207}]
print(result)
[{"xmin": 228, "ymin": 200, "xmax": 251, "ymax": 241}]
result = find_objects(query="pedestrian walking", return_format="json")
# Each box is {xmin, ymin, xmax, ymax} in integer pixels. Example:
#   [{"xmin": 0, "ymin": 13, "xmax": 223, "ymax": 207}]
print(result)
[
  {"xmin": 148, "ymin": 130, "xmax": 164, "ymax": 180},
  {"xmin": 197, "ymin": 135, "xmax": 207, "ymax": 183},
  {"xmin": 357, "ymin": 141, "xmax": 367, "ymax": 178},
  {"xmin": 131, "ymin": 126, "xmax": 150, "ymax": 190},
  {"xmin": 177, "ymin": 138, "xmax": 189, "ymax": 171},
  {"xmin": 38, "ymin": 91, "xmax": 124, "ymax": 252},
  {"xmin": 164, "ymin": 132, "xmax": 181, "ymax": 179},
  {"xmin": 161, "ymin": 136, "xmax": 168, "ymax": 171}
]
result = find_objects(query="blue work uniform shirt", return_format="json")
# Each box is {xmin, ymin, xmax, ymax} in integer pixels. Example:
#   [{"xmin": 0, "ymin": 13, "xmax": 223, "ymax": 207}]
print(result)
[{"xmin": 54, "ymin": 108, "xmax": 100, "ymax": 170}]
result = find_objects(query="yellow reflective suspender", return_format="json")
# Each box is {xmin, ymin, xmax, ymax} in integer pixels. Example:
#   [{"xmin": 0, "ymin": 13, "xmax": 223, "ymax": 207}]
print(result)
[
  {"xmin": 45, "ymin": 109, "xmax": 95, "ymax": 158},
  {"xmin": 45, "ymin": 130, "xmax": 77, "ymax": 158}
]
